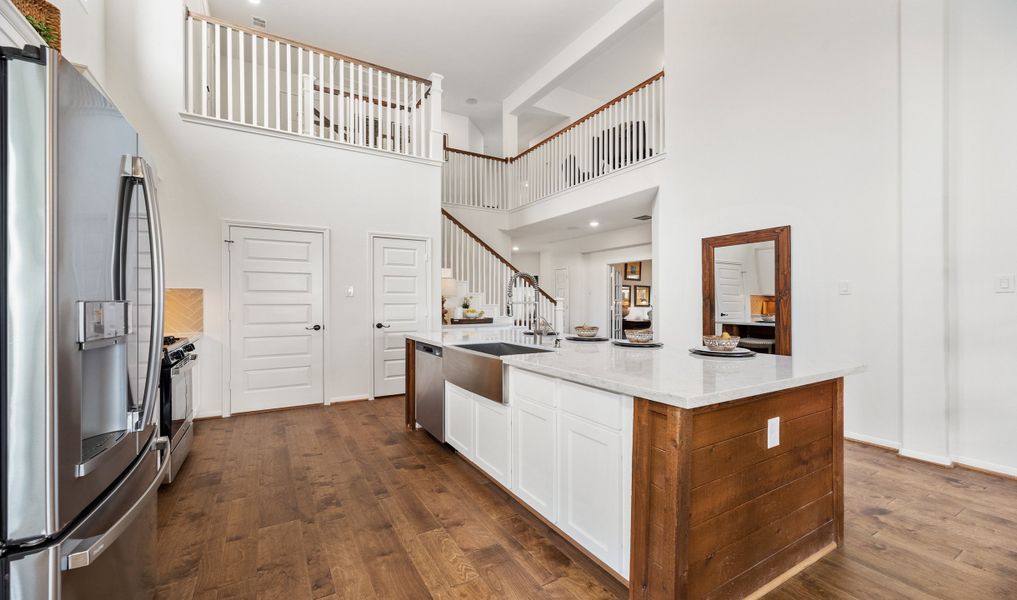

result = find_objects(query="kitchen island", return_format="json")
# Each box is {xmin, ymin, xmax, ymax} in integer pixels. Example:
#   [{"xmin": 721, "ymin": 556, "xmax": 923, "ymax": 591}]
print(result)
[{"xmin": 404, "ymin": 329, "xmax": 862, "ymax": 600}]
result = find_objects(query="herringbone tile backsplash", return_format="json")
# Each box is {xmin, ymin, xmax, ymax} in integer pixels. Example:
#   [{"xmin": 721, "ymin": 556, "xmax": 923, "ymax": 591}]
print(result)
[{"xmin": 165, "ymin": 288, "xmax": 204, "ymax": 334}]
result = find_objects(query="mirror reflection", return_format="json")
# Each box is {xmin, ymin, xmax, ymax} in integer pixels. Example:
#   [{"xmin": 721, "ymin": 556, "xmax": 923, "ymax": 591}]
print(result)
[{"xmin": 713, "ymin": 240, "xmax": 777, "ymax": 354}]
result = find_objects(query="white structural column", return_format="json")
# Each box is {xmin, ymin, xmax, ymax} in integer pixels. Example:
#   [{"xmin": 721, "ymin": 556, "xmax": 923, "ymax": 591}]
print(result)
[
  {"xmin": 899, "ymin": 0, "xmax": 951, "ymax": 465},
  {"xmin": 428, "ymin": 73, "xmax": 445, "ymax": 160},
  {"xmin": 502, "ymin": 111, "xmax": 518, "ymax": 158}
]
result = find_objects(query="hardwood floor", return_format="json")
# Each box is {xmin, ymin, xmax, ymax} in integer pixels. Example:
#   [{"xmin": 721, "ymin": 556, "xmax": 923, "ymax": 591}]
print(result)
[{"xmin": 156, "ymin": 397, "xmax": 1017, "ymax": 600}]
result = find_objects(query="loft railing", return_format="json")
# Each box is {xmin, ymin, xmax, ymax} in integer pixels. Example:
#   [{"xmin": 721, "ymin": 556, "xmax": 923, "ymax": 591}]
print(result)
[
  {"xmin": 442, "ymin": 209, "xmax": 557, "ymax": 329},
  {"xmin": 443, "ymin": 71, "xmax": 665, "ymax": 210},
  {"xmin": 184, "ymin": 12, "xmax": 442, "ymax": 160}
]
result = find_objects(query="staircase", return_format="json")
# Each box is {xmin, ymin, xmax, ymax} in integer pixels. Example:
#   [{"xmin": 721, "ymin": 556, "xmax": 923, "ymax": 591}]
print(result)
[{"xmin": 441, "ymin": 209, "xmax": 557, "ymax": 329}]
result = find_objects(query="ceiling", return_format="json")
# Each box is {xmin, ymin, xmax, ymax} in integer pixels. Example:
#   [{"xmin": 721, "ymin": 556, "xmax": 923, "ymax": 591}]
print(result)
[
  {"xmin": 506, "ymin": 187, "xmax": 656, "ymax": 251},
  {"xmin": 557, "ymin": 13, "xmax": 664, "ymax": 101},
  {"xmin": 208, "ymin": 0, "xmax": 622, "ymax": 152}
]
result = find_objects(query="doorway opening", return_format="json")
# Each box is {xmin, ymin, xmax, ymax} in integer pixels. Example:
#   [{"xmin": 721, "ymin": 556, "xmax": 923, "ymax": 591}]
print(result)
[{"xmin": 608, "ymin": 259, "xmax": 653, "ymax": 340}]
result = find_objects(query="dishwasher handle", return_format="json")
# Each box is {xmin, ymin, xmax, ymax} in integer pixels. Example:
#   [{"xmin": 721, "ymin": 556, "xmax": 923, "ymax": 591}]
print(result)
[{"xmin": 415, "ymin": 343, "xmax": 442, "ymax": 358}]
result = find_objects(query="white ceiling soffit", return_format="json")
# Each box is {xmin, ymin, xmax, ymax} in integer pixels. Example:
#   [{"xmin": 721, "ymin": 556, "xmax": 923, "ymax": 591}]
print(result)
[
  {"xmin": 507, "ymin": 187, "xmax": 656, "ymax": 249},
  {"xmin": 206, "ymin": 0, "xmax": 623, "ymax": 148}
]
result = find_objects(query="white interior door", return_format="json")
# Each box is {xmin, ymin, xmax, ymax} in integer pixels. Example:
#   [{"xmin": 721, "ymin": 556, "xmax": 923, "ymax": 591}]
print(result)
[
  {"xmin": 373, "ymin": 236, "xmax": 429, "ymax": 397},
  {"xmin": 228, "ymin": 226, "xmax": 324, "ymax": 414},
  {"xmin": 715, "ymin": 260, "xmax": 746, "ymax": 324}
]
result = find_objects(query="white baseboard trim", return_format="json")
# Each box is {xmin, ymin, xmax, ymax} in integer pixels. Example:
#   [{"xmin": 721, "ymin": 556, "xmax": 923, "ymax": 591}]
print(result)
[
  {"xmin": 952, "ymin": 455, "xmax": 1017, "ymax": 478},
  {"xmin": 898, "ymin": 447, "xmax": 954, "ymax": 467},
  {"xmin": 844, "ymin": 431, "xmax": 900, "ymax": 450},
  {"xmin": 330, "ymin": 394, "xmax": 370, "ymax": 403}
]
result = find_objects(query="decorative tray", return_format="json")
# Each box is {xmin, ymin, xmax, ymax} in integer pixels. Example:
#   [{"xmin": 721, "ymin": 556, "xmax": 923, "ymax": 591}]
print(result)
[
  {"xmin": 565, "ymin": 335, "xmax": 609, "ymax": 342},
  {"xmin": 450, "ymin": 317, "xmax": 493, "ymax": 324},
  {"xmin": 612, "ymin": 340, "xmax": 663, "ymax": 348},
  {"xmin": 689, "ymin": 346, "xmax": 756, "ymax": 357}
]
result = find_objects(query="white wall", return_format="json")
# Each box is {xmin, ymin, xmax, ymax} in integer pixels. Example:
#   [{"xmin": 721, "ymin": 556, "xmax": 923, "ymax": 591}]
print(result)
[
  {"xmin": 442, "ymin": 111, "xmax": 484, "ymax": 153},
  {"xmin": 660, "ymin": 0, "xmax": 902, "ymax": 447},
  {"xmin": 535, "ymin": 223, "xmax": 652, "ymax": 332},
  {"xmin": 104, "ymin": 0, "xmax": 441, "ymax": 416},
  {"xmin": 443, "ymin": 205, "xmax": 512, "ymax": 257},
  {"xmin": 948, "ymin": 0, "xmax": 1017, "ymax": 476},
  {"xmin": 51, "ymin": 0, "xmax": 106, "ymax": 84}
]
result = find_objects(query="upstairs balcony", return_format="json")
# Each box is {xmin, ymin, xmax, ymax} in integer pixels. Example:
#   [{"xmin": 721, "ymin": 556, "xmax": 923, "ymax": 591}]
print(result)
[
  {"xmin": 442, "ymin": 71, "xmax": 665, "ymax": 211},
  {"xmin": 183, "ymin": 12, "xmax": 443, "ymax": 161}
]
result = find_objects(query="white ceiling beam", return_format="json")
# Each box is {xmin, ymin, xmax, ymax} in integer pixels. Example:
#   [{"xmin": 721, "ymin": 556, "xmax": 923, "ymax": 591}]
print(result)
[{"xmin": 502, "ymin": 0, "xmax": 661, "ymax": 117}]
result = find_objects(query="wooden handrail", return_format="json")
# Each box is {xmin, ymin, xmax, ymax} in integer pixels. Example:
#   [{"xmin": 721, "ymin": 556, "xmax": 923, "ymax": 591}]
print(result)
[
  {"xmin": 445, "ymin": 147, "xmax": 509, "ymax": 163},
  {"xmin": 441, "ymin": 209, "xmax": 557, "ymax": 305},
  {"xmin": 186, "ymin": 11, "xmax": 432, "ymax": 86},
  {"xmin": 514, "ymin": 71, "xmax": 664, "ymax": 161},
  {"xmin": 442, "ymin": 71, "xmax": 664, "ymax": 164}
]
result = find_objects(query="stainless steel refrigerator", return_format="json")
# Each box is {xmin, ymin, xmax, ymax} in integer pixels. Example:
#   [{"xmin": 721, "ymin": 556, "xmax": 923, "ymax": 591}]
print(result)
[{"xmin": 1, "ymin": 45, "xmax": 167, "ymax": 599}]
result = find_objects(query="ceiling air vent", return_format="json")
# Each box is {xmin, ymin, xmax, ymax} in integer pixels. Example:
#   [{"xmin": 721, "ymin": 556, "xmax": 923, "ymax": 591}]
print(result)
[
  {"xmin": 633, "ymin": 214, "xmax": 652, "ymax": 221},
  {"xmin": 252, "ymin": 16, "xmax": 267, "ymax": 28}
]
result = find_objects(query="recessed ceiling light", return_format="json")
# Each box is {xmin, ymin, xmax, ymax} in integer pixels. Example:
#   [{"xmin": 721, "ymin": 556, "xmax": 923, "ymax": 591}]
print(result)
[
  {"xmin": 589, "ymin": 221, "xmax": 600, "ymax": 227},
  {"xmin": 512, "ymin": 246, "xmax": 519, "ymax": 252},
  {"xmin": 465, "ymin": 98, "xmax": 478, "ymax": 105},
  {"xmin": 249, "ymin": 0, "xmax": 261, "ymax": 4}
]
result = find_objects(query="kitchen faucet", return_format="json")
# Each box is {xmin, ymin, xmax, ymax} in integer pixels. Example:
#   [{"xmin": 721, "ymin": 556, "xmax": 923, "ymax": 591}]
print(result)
[
  {"xmin": 506, "ymin": 271, "xmax": 540, "ymax": 317},
  {"xmin": 506, "ymin": 272, "xmax": 559, "ymax": 345}
]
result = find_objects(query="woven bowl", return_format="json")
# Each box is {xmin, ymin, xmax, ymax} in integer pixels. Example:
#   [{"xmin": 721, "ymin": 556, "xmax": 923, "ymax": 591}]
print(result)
[
  {"xmin": 703, "ymin": 335, "xmax": 740, "ymax": 352},
  {"xmin": 624, "ymin": 329, "xmax": 655, "ymax": 344},
  {"xmin": 574, "ymin": 325, "xmax": 600, "ymax": 338}
]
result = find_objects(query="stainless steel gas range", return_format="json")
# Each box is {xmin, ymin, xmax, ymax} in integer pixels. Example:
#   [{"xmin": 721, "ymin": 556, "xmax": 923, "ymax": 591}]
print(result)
[{"xmin": 160, "ymin": 336, "xmax": 197, "ymax": 483}]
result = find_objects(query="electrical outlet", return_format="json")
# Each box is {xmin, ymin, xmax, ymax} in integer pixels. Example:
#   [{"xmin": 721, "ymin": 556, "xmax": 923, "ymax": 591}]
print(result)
[
  {"xmin": 346, "ymin": 286, "xmax": 355, "ymax": 297},
  {"xmin": 995, "ymin": 274, "xmax": 1015, "ymax": 294},
  {"xmin": 767, "ymin": 417, "xmax": 780, "ymax": 449}
]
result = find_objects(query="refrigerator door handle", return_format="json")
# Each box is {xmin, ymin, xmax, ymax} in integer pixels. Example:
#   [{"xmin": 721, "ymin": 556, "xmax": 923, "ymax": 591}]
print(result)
[
  {"xmin": 134, "ymin": 157, "xmax": 165, "ymax": 432},
  {"xmin": 62, "ymin": 450, "xmax": 169, "ymax": 570}
]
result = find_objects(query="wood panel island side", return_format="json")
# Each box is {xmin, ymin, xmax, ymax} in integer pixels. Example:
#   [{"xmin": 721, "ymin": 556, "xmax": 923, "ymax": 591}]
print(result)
[{"xmin": 404, "ymin": 331, "xmax": 860, "ymax": 600}]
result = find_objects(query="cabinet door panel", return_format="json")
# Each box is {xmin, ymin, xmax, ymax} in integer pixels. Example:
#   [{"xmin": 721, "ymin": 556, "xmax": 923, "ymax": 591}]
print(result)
[
  {"xmin": 559, "ymin": 413, "xmax": 623, "ymax": 569},
  {"xmin": 474, "ymin": 398, "xmax": 511, "ymax": 487},
  {"xmin": 445, "ymin": 383, "xmax": 474, "ymax": 458},
  {"xmin": 510, "ymin": 367, "xmax": 557, "ymax": 407},
  {"xmin": 512, "ymin": 397, "xmax": 556, "ymax": 521}
]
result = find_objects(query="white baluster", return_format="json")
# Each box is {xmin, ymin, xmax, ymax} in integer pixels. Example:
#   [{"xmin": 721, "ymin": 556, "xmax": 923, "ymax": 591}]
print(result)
[
  {"xmin": 338, "ymin": 60, "xmax": 345, "ymax": 142},
  {"xmin": 186, "ymin": 17, "xmax": 194, "ymax": 114},
  {"xmin": 318, "ymin": 52, "xmax": 325, "ymax": 138},
  {"xmin": 214, "ymin": 24, "xmax": 221, "ymax": 119},
  {"xmin": 285, "ymin": 44, "xmax": 292, "ymax": 132},
  {"xmin": 263, "ymin": 37, "xmax": 269, "ymax": 128},
  {"xmin": 243, "ymin": 31, "xmax": 249, "ymax": 125},
  {"xmin": 274, "ymin": 41, "xmax": 281, "ymax": 130},
  {"xmin": 200, "ymin": 19, "xmax": 208, "ymax": 117}
]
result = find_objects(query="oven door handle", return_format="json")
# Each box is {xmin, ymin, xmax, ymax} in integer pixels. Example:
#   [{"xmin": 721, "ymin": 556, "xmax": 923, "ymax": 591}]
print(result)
[{"xmin": 170, "ymin": 356, "xmax": 197, "ymax": 377}]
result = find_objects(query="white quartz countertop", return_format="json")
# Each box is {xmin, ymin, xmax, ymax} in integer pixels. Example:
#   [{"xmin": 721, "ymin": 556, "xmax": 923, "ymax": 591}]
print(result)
[{"xmin": 405, "ymin": 328, "xmax": 863, "ymax": 409}]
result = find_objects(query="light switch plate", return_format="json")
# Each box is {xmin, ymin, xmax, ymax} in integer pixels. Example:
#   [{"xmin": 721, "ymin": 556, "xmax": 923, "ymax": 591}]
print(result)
[
  {"xmin": 346, "ymin": 286, "xmax": 355, "ymax": 297},
  {"xmin": 995, "ymin": 274, "xmax": 1015, "ymax": 294},
  {"xmin": 837, "ymin": 280, "xmax": 853, "ymax": 295},
  {"xmin": 767, "ymin": 417, "xmax": 780, "ymax": 449}
]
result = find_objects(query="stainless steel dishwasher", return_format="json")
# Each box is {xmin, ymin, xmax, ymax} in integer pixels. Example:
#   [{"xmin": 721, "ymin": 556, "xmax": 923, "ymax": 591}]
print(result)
[{"xmin": 414, "ymin": 342, "xmax": 445, "ymax": 442}]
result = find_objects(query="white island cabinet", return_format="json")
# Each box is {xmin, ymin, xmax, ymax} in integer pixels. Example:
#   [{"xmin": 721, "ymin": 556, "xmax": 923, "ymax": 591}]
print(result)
[{"xmin": 507, "ymin": 368, "xmax": 633, "ymax": 578}]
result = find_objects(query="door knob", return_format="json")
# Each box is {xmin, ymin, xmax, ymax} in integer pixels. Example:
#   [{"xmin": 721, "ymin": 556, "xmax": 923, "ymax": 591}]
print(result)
[
  {"xmin": 306, "ymin": 324, "xmax": 322, "ymax": 331},
  {"xmin": 375, "ymin": 323, "xmax": 391, "ymax": 329}
]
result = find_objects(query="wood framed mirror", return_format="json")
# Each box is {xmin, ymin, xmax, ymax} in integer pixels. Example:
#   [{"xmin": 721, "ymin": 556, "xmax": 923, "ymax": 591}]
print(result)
[{"xmin": 702, "ymin": 226, "xmax": 791, "ymax": 355}]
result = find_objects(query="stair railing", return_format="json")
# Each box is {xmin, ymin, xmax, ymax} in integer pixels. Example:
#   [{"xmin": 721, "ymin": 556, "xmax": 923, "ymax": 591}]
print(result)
[
  {"xmin": 442, "ymin": 209, "xmax": 556, "ymax": 329},
  {"xmin": 184, "ymin": 11, "xmax": 442, "ymax": 160},
  {"xmin": 442, "ymin": 71, "xmax": 665, "ymax": 210}
]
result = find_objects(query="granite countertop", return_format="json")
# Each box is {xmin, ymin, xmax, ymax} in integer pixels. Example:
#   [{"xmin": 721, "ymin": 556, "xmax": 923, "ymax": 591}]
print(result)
[{"xmin": 405, "ymin": 328, "xmax": 863, "ymax": 410}]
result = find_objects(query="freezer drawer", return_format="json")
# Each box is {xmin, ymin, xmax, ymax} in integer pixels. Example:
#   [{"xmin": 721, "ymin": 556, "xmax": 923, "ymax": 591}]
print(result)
[
  {"xmin": 414, "ymin": 343, "xmax": 445, "ymax": 442},
  {"xmin": 6, "ymin": 443, "xmax": 167, "ymax": 600}
]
